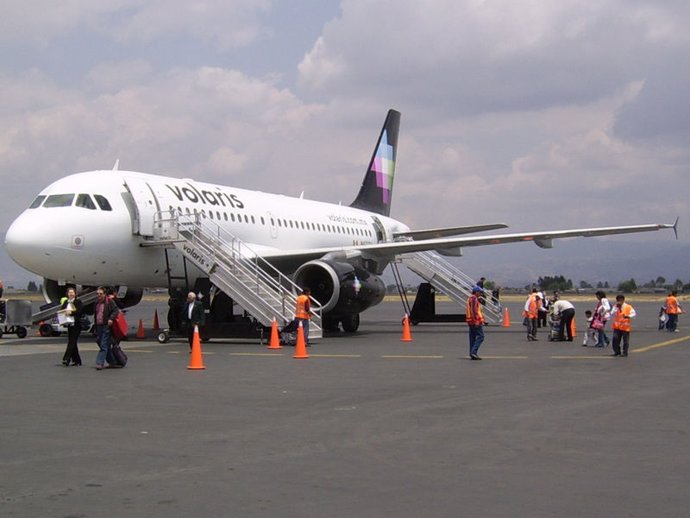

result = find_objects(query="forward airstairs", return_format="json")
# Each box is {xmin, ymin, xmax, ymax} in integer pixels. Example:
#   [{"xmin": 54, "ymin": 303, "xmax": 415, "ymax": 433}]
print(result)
[
  {"xmin": 399, "ymin": 250, "xmax": 504, "ymax": 324},
  {"xmin": 152, "ymin": 211, "xmax": 322, "ymax": 339}
]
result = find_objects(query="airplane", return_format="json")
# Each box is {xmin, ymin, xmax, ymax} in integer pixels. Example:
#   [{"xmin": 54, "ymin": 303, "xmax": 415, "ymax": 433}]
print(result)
[{"xmin": 4, "ymin": 109, "xmax": 677, "ymax": 333}]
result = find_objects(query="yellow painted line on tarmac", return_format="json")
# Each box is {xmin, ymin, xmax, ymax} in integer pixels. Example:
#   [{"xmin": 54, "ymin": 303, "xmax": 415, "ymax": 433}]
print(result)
[
  {"xmin": 229, "ymin": 352, "xmax": 284, "ymax": 357},
  {"xmin": 124, "ymin": 349, "xmax": 154, "ymax": 353},
  {"xmin": 480, "ymin": 356, "xmax": 529, "ymax": 360},
  {"xmin": 632, "ymin": 335, "xmax": 690, "ymax": 354},
  {"xmin": 381, "ymin": 355, "xmax": 444, "ymax": 359},
  {"xmin": 551, "ymin": 355, "xmax": 617, "ymax": 360},
  {"xmin": 308, "ymin": 354, "xmax": 362, "ymax": 358}
]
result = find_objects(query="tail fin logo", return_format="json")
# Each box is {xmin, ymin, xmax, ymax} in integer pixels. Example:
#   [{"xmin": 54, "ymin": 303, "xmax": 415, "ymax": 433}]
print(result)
[
  {"xmin": 372, "ymin": 130, "xmax": 395, "ymax": 204},
  {"xmin": 350, "ymin": 109, "xmax": 400, "ymax": 217}
]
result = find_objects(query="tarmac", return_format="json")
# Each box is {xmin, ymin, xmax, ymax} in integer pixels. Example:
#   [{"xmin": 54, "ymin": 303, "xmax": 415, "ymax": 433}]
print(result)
[{"xmin": 1, "ymin": 299, "xmax": 689, "ymax": 517}]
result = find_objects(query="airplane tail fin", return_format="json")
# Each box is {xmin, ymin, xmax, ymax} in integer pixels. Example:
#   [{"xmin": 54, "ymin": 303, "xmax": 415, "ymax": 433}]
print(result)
[{"xmin": 349, "ymin": 109, "xmax": 400, "ymax": 217}]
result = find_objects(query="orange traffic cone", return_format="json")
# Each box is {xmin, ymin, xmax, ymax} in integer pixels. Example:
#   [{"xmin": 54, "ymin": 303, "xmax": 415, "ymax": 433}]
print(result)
[
  {"xmin": 502, "ymin": 307, "xmax": 511, "ymax": 327},
  {"xmin": 401, "ymin": 315, "xmax": 413, "ymax": 342},
  {"xmin": 293, "ymin": 321, "xmax": 309, "ymax": 359},
  {"xmin": 187, "ymin": 324, "xmax": 206, "ymax": 370},
  {"xmin": 570, "ymin": 316, "xmax": 577, "ymax": 338},
  {"xmin": 267, "ymin": 318, "xmax": 282, "ymax": 349},
  {"xmin": 152, "ymin": 309, "xmax": 160, "ymax": 331},
  {"xmin": 136, "ymin": 319, "xmax": 145, "ymax": 339}
]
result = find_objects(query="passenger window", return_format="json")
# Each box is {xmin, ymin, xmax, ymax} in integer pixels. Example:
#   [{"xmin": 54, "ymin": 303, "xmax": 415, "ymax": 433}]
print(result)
[
  {"xmin": 75, "ymin": 194, "xmax": 97, "ymax": 210},
  {"xmin": 43, "ymin": 194, "xmax": 75, "ymax": 207},
  {"xmin": 94, "ymin": 195, "xmax": 112, "ymax": 211},
  {"xmin": 29, "ymin": 195, "xmax": 46, "ymax": 209}
]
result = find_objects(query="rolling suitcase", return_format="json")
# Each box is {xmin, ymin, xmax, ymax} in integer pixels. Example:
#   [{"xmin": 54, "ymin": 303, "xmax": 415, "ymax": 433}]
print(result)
[{"xmin": 109, "ymin": 343, "xmax": 128, "ymax": 367}]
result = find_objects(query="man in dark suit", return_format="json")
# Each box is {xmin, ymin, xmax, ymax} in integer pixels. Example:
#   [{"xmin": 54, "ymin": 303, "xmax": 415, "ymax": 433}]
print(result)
[{"xmin": 181, "ymin": 291, "xmax": 205, "ymax": 350}]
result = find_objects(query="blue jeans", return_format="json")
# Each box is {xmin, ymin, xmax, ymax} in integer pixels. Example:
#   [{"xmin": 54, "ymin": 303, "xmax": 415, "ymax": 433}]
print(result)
[
  {"xmin": 468, "ymin": 324, "xmax": 484, "ymax": 356},
  {"xmin": 666, "ymin": 313, "xmax": 678, "ymax": 332},
  {"xmin": 597, "ymin": 321, "xmax": 610, "ymax": 346},
  {"xmin": 95, "ymin": 325, "xmax": 112, "ymax": 366}
]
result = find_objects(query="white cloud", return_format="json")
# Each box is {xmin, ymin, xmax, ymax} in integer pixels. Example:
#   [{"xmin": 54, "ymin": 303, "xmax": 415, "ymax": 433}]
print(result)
[{"xmin": 0, "ymin": 0, "xmax": 272, "ymax": 50}]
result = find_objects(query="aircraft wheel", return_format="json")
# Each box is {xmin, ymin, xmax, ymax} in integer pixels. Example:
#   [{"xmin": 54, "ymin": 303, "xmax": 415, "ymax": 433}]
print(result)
[
  {"xmin": 16, "ymin": 327, "xmax": 27, "ymax": 339},
  {"xmin": 157, "ymin": 331, "xmax": 169, "ymax": 344},
  {"xmin": 341, "ymin": 313, "xmax": 360, "ymax": 333}
]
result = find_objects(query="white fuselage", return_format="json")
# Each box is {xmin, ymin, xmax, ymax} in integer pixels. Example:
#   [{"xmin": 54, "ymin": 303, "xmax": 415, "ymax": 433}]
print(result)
[{"xmin": 5, "ymin": 170, "xmax": 410, "ymax": 288}]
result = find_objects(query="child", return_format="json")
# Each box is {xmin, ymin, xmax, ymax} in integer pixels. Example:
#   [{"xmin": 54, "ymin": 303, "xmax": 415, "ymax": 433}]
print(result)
[
  {"xmin": 658, "ymin": 306, "xmax": 667, "ymax": 331},
  {"xmin": 582, "ymin": 310, "xmax": 598, "ymax": 346}
]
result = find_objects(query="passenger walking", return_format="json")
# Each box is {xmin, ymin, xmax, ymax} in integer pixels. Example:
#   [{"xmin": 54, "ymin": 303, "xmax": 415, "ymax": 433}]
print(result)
[
  {"xmin": 593, "ymin": 291, "xmax": 612, "ymax": 347},
  {"xmin": 466, "ymin": 286, "xmax": 485, "ymax": 360},
  {"xmin": 524, "ymin": 290, "xmax": 541, "ymax": 341},
  {"xmin": 93, "ymin": 287, "xmax": 119, "ymax": 370},
  {"xmin": 294, "ymin": 287, "xmax": 312, "ymax": 345},
  {"xmin": 552, "ymin": 297, "xmax": 575, "ymax": 341},
  {"xmin": 537, "ymin": 290, "xmax": 548, "ymax": 328},
  {"xmin": 664, "ymin": 290, "xmax": 682, "ymax": 332},
  {"xmin": 181, "ymin": 291, "xmax": 205, "ymax": 350},
  {"xmin": 611, "ymin": 294, "xmax": 636, "ymax": 357},
  {"xmin": 60, "ymin": 287, "xmax": 83, "ymax": 366}
]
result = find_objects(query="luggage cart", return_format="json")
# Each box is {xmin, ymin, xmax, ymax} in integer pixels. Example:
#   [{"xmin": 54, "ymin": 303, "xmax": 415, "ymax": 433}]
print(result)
[{"xmin": 0, "ymin": 299, "xmax": 32, "ymax": 338}]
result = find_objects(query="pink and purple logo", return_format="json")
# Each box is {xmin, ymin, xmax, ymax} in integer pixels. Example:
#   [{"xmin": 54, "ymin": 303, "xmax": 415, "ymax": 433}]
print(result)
[{"xmin": 371, "ymin": 130, "xmax": 395, "ymax": 204}]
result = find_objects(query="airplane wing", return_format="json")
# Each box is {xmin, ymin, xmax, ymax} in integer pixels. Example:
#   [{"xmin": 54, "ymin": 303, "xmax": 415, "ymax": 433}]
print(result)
[
  {"xmin": 392, "ymin": 223, "xmax": 508, "ymax": 240},
  {"xmin": 259, "ymin": 221, "xmax": 677, "ymax": 271}
]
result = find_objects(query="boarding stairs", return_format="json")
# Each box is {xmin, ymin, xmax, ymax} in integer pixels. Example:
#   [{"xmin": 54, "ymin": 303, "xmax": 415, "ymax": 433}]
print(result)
[
  {"xmin": 152, "ymin": 211, "xmax": 322, "ymax": 338},
  {"xmin": 399, "ymin": 250, "xmax": 503, "ymax": 324},
  {"xmin": 31, "ymin": 289, "xmax": 100, "ymax": 324}
]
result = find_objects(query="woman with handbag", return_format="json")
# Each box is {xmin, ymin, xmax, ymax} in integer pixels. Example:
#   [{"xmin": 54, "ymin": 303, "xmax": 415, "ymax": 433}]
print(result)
[
  {"xmin": 593, "ymin": 290, "xmax": 612, "ymax": 347},
  {"xmin": 61, "ymin": 287, "xmax": 83, "ymax": 366}
]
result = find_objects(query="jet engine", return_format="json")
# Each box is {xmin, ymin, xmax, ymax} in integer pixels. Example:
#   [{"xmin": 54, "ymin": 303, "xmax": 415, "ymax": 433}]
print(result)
[{"xmin": 293, "ymin": 260, "xmax": 386, "ymax": 332}]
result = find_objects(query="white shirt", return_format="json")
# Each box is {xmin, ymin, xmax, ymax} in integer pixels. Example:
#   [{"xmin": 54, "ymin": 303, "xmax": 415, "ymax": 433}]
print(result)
[{"xmin": 552, "ymin": 300, "xmax": 575, "ymax": 316}]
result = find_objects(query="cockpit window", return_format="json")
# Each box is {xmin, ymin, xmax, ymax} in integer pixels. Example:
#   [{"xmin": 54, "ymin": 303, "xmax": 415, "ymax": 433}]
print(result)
[
  {"xmin": 43, "ymin": 194, "xmax": 75, "ymax": 208},
  {"xmin": 75, "ymin": 193, "xmax": 97, "ymax": 210},
  {"xmin": 29, "ymin": 195, "xmax": 46, "ymax": 209},
  {"xmin": 94, "ymin": 195, "xmax": 112, "ymax": 211}
]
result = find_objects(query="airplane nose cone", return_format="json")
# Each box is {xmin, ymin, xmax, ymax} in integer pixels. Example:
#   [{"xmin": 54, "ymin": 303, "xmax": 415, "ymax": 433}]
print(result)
[{"xmin": 5, "ymin": 212, "xmax": 45, "ymax": 269}]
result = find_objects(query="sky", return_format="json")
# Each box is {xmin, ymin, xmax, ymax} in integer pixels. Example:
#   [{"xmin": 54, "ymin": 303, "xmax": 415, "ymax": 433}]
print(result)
[{"xmin": 1, "ymin": 0, "xmax": 688, "ymax": 288}]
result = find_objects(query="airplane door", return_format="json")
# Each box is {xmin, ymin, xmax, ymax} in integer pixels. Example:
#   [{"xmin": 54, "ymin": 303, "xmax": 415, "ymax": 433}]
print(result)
[
  {"xmin": 371, "ymin": 216, "xmax": 386, "ymax": 243},
  {"xmin": 266, "ymin": 211, "xmax": 278, "ymax": 239},
  {"xmin": 123, "ymin": 176, "xmax": 161, "ymax": 237}
]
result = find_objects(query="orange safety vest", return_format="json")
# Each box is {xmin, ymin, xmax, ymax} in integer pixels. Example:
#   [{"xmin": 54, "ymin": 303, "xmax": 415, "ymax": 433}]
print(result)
[
  {"xmin": 612, "ymin": 303, "xmax": 634, "ymax": 332},
  {"xmin": 665, "ymin": 295, "xmax": 680, "ymax": 315},
  {"xmin": 526, "ymin": 296, "xmax": 540, "ymax": 319},
  {"xmin": 295, "ymin": 294, "xmax": 311, "ymax": 320},
  {"xmin": 466, "ymin": 294, "xmax": 484, "ymax": 325}
]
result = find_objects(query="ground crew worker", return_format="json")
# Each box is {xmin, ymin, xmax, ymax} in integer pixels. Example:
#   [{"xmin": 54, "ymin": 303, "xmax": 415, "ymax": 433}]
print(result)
[
  {"xmin": 524, "ymin": 290, "xmax": 541, "ymax": 341},
  {"xmin": 664, "ymin": 290, "xmax": 682, "ymax": 332},
  {"xmin": 466, "ymin": 286, "xmax": 485, "ymax": 360},
  {"xmin": 295, "ymin": 287, "xmax": 312, "ymax": 346},
  {"xmin": 611, "ymin": 294, "xmax": 636, "ymax": 357},
  {"xmin": 552, "ymin": 297, "xmax": 576, "ymax": 341}
]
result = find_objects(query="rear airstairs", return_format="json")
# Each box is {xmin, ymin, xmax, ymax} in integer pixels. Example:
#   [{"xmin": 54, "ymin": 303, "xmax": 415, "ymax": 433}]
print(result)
[
  {"xmin": 399, "ymin": 250, "xmax": 504, "ymax": 324},
  {"xmin": 151, "ymin": 211, "xmax": 322, "ymax": 339}
]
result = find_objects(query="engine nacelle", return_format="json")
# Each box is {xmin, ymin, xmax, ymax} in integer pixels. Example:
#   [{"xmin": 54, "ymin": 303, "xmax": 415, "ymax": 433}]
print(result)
[{"xmin": 293, "ymin": 260, "xmax": 386, "ymax": 317}]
